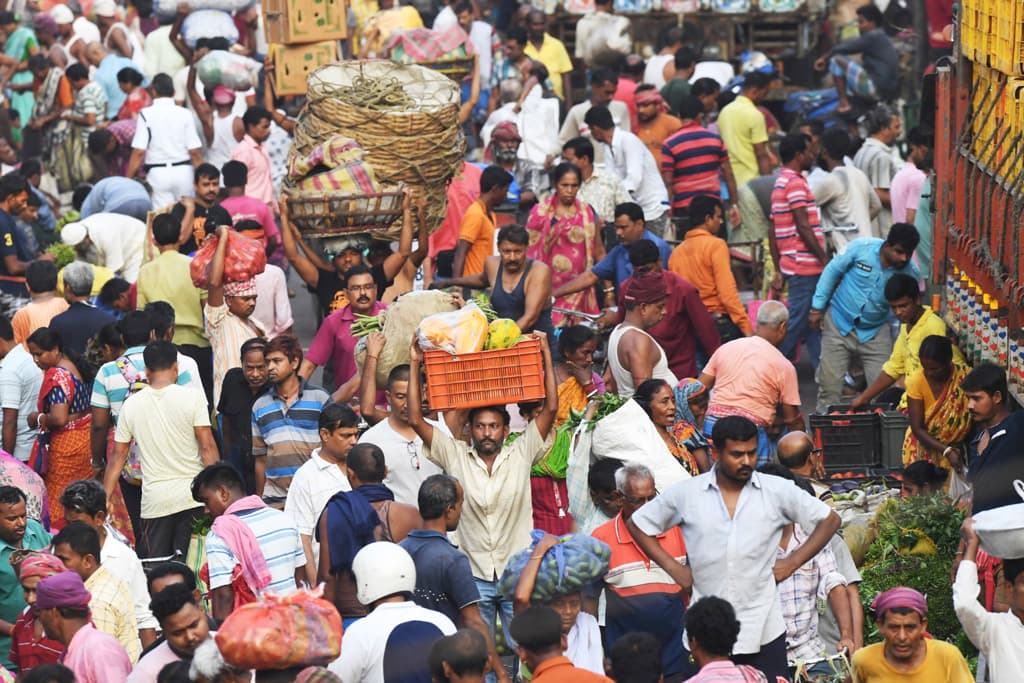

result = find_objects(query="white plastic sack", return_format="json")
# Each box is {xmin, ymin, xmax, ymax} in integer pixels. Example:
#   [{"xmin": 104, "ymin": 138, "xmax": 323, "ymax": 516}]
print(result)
[
  {"xmin": 196, "ymin": 50, "xmax": 261, "ymax": 91},
  {"xmin": 590, "ymin": 399, "xmax": 691, "ymax": 491},
  {"xmin": 154, "ymin": 0, "xmax": 252, "ymax": 20},
  {"xmin": 182, "ymin": 10, "xmax": 240, "ymax": 48}
]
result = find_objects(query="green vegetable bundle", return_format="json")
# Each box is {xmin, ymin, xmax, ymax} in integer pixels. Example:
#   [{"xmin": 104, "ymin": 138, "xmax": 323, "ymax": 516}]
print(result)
[
  {"xmin": 531, "ymin": 425, "xmax": 572, "ymax": 479},
  {"xmin": 857, "ymin": 494, "xmax": 967, "ymax": 645},
  {"xmin": 562, "ymin": 393, "xmax": 628, "ymax": 435},
  {"xmin": 350, "ymin": 313, "xmax": 382, "ymax": 337},
  {"xmin": 498, "ymin": 533, "xmax": 611, "ymax": 603},
  {"xmin": 46, "ymin": 242, "xmax": 75, "ymax": 269}
]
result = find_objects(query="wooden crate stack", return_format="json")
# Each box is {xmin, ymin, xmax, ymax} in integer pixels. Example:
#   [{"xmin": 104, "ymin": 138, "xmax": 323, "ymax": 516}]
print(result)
[{"xmin": 263, "ymin": 0, "xmax": 347, "ymax": 96}]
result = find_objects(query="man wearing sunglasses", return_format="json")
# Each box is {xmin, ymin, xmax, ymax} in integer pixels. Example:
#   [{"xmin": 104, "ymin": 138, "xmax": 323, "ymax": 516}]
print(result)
[{"xmin": 591, "ymin": 462, "xmax": 688, "ymax": 683}]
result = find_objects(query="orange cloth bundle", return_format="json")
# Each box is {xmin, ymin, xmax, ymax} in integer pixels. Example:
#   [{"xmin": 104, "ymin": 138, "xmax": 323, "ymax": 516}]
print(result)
[{"xmin": 215, "ymin": 587, "xmax": 343, "ymax": 670}]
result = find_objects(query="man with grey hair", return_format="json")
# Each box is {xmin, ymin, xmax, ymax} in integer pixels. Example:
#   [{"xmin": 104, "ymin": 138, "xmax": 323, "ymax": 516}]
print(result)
[
  {"xmin": 697, "ymin": 300, "xmax": 803, "ymax": 465},
  {"xmin": 48, "ymin": 260, "xmax": 115, "ymax": 353},
  {"xmin": 591, "ymin": 461, "xmax": 688, "ymax": 680}
]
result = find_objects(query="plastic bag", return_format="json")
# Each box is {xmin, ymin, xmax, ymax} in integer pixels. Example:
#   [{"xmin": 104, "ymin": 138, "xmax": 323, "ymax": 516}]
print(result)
[
  {"xmin": 190, "ymin": 231, "xmax": 268, "ymax": 288},
  {"xmin": 417, "ymin": 302, "xmax": 488, "ymax": 355},
  {"xmin": 216, "ymin": 587, "xmax": 343, "ymax": 670},
  {"xmin": 182, "ymin": 10, "xmax": 240, "ymax": 48},
  {"xmin": 196, "ymin": 50, "xmax": 261, "ymax": 91},
  {"xmin": 355, "ymin": 290, "xmax": 460, "ymax": 385},
  {"xmin": 590, "ymin": 399, "xmax": 692, "ymax": 492},
  {"xmin": 498, "ymin": 531, "xmax": 610, "ymax": 602}
]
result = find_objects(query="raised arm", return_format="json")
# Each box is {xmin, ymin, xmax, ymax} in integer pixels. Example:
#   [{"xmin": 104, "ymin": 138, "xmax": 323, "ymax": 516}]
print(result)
[
  {"xmin": 513, "ymin": 533, "xmax": 559, "ymax": 612},
  {"xmin": 187, "ymin": 57, "xmax": 214, "ymax": 145},
  {"xmin": 407, "ymin": 339, "xmax": 435, "ymax": 448},
  {"xmin": 358, "ymin": 332, "xmax": 390, "ymax": 425},
  {"xmin": 279, "ymin": 201, "xmax": 322, "ymax": 289},
  {"xmin": 532, "ymin": 332, "xmax": 559, "ymax": 439},
  {"xmin": 380, "ymin": 190, "xmax": 415, "ymax": 281},
  {"xmin": 206, "ymin": 225, "xmax": 230, "ymax": 308},
  {"xmin": 170, "ymin": 4, "xmax": 193, "ymax": 63}
]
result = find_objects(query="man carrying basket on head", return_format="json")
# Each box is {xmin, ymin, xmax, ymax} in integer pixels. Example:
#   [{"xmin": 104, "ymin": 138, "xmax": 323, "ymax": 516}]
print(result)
[{"xmin": 407, "ymin": 331, "xmax": 558, "ymax": 665}]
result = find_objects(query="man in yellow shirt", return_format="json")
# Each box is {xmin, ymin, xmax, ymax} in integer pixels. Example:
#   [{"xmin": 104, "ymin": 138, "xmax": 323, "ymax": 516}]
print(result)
[
  {"xmin": 454, "ymin": 166, "xmax": 510, "ymax": 278},
  {"xmin": 524, "ymin": 9, "xmax": 573, "ymax": 102},
  {"xmin": 717, "ymin": 71, "xmax": 774, "ymax": 186},
  {"xmin": 851, "ymin": 587, "xmax": 973, "ymax": 683},
  {"xmin": 851, "ymin": 272, "xmax": 962, "ymax": 410}
]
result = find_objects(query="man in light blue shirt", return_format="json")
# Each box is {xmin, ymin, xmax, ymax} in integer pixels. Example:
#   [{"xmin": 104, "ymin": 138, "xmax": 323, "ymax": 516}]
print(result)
[
  {"xmin": 626, "ymin": 415, "xmax": 841, "ymax": 683},
  {"xmin": 86, "ymin": 43, "xmax": 141, "ymax": 116},
  {"xmin": 808, "ymin": 223, "xmax": 920, "ymax": 412},
  {"xmin": 0, "ymin": 317, "xmax": 42, "ymax": 462},
  {"xmin": 551, "ymin": 203, "xmax": 672, "ymax": 312},
  {"xmin": 76, "ymin": 177, "xmax": 153, "ymax": 221}
]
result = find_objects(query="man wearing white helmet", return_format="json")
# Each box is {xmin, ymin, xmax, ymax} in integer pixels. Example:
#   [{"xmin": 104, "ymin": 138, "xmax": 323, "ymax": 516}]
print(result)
[
  {"xmin": 51, "ymin": 2, "xmax": 99, "ymax": 65},
  {"xmin": 61, "ymin": 213, "xmax": 146, "ymax": 283},
  {"xmin": 330, "ymin": 542, "xmax": 456, "ymax": 683}
]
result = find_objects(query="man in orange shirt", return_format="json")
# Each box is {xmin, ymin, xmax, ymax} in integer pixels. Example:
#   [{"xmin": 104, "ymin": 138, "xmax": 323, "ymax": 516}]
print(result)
[
  {"xmin": 510, "ymin": 605, "xmax": 613, "ymax": 683},
  {"xmin": 633, "ymin": 85, "xmax": 681, "ymax": 160},
  {"xmin": 591, "ymin": 462, "xmax": 688, "ymax": 681},
  {"xmin": 668, "ymin": 196, "xmax": 751, "ymax": 343},
  {"xmin": 453, "ymin": 166, "xmax": 511, "ymax": 278}
]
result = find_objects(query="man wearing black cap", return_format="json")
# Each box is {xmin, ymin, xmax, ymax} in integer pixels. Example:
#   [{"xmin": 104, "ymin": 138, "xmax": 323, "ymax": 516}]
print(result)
[{"xmin": 607, "ymin": 271, "xmax": 677, "ymax": 398}]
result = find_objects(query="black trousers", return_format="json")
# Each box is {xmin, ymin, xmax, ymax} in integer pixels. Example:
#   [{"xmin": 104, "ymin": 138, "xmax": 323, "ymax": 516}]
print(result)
[
  {"xmin": 178, "ymin": 344, "xmax": 214, "ymax": 406},
  {"xmin": 140, "ymin": 506, "xmax": 204, "ymax": 560}
]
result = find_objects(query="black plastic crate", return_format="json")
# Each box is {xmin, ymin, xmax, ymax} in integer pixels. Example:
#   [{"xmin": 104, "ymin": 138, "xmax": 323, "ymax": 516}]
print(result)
[
  {"xmin": 880, "ymin": 411, "xmax": 910, "ymax": 469},
  {"xmin": 810, "ymin": 407, "xmax": 882, "ymax": 467}
]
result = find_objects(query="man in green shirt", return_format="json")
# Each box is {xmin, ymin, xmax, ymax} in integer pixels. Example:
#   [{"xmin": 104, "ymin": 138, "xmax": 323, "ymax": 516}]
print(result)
[{"xmin": 0, "ymin": 485, "xmax": 52, "ymax": 671}]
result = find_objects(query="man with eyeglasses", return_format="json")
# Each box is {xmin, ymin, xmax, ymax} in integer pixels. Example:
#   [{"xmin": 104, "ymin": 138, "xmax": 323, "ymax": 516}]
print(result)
[
  {"xmin": 776, "ymin": 431, "xmax": 832, "ymax": 505},
  {"xmin": 301, "ymin": 265, "xmax": 387, "ymax": 403},
  {"xmin": 591, "ymin": 462, "xmax": 688, "ymax": 683}
]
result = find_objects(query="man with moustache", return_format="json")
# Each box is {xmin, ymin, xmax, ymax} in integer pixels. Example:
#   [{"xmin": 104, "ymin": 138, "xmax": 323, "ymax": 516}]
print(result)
[
  {"xmin": 627, "ymin": 416, "xmax": 841, "ymax": 682},
  {"xmin": 408, "ymin": 332, "xmax": 558, "ymax": 659},
  {"xmin": 301, "ymin": 265, "xmax": 387, "ymax": 403},
  {"xmin": 127, "ymin": 583, "xmax": 213, "ymax": 682},
  {"xmin": 431, "ymin": 224, "xmax": 554, "ymax": 336}
]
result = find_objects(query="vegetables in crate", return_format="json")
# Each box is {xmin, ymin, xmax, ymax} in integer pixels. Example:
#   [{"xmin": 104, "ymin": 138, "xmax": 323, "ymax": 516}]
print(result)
[
  {"xmin": 484, "ymin": 318, "xmax": 522, "ymax": 350},
  {"xmin": 498, "ymin": 532, "xmax": 610, "ymax": 603},
  {"xmin": 417, "ymin": 302, "xmax": 489, "ymax": 354}
]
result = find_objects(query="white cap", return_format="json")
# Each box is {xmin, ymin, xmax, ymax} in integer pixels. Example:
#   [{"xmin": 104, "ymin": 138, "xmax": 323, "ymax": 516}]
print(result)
[
  {"xmin": 93, "ymin": 0, "xmax": 116, "ymax": 17},
  {"xmin": 60, "ymin": 222, "xmax": 87, "ymax": 247},
  {"xmin": 49, "ymin": 4, "xmax": 74, "ymax": 24}
]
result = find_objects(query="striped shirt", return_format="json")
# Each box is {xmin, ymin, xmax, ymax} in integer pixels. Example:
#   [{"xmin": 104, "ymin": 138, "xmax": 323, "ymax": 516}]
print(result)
[
  {"xmin": 206, "ymin": 302, "xmax": 265, "ymax": 408},
  {"xmin": 205, "ymin": 506, "xmax": 304, "ymax": 594},
  {"xmin": 770, "ymin": 168, "xmax": 826, "ymax": 277},
  {"xmin": 85, "ymin": 566, "xmax": 142, "ymax": 663},
  {"xmin": 91, "ymin": 346, "xmax": 202, "ymax": 420},
  {"xmin": 251, "ymin": 380, "xmax": 330, "ymax": 500},
  {"xmin": 661, "ymin": 122, "xmax": 729, "ymax": 210},
  {"xmin": 591, "ymin": 513, "xmax": 687, "ymax": 675}
]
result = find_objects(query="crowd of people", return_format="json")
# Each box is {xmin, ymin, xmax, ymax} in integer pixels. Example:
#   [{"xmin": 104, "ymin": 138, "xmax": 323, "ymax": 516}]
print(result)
[{"xmin": 0, "ymin": 0, "xmax": 1013, "ymax": 682}]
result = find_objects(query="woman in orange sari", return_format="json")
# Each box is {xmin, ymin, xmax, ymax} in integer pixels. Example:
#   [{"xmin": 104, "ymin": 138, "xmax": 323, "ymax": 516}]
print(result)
[
  {"xmin": 525, "ymin": 162, "xmax": 605, "ymax": 326},
  {"xmin": 902, "ymin": 335, "xmax": 971, "ymax": 473},
  {"xmin": 26, "ymin": 327, "xmax": 94, "ymax": 528}
]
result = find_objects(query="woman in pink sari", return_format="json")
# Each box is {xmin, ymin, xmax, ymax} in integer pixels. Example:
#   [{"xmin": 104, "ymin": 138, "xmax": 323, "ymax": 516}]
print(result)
[{"xmin": 525, "ymin": 162, "xmax": 605, "ymax": 326}]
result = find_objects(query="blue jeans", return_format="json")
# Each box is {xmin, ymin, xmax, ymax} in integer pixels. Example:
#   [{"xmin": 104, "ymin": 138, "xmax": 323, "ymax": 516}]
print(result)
[
  {"xmin": 474, "ymin": 577, "xmax": 515, "ymax": 682},
  {"xmin": 704, "ymin": 414, "xmax": 774, "ymax": 466},
  {"xmin": 781, "ymin": 273, "xmax": 822, "ymax": 369}
]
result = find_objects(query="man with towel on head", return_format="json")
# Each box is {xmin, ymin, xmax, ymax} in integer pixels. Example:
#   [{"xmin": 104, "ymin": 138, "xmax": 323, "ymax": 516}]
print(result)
[
  {"xmin": 850, "ymin": 586, "xmax": 973, "ymax": 682},
  {"xmin": 607, "ymin": 272, "xmax": 676, "ymax": 399},
  {"xmin": 33, "ymin": 571, "xmax": 132, "ymax": 683}
]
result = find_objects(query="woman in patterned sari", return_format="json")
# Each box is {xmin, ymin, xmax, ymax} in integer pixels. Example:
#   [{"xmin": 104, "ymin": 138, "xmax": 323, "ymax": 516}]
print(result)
[
  {"xmin": 634, "ymin": 379, "xmax": 704, "ymax": 476},
  {"xmin": 0, "ymin": 13, "xmax": 39, "ymax": 139},
  {"xmin": 25, "ymin": 327, "xmax": 94, "ymax": 528},
  {"xmin": 903, "ymin": 335, "xmax": 972, "ymax": 473},
  {"xmin": 525, "ymin": 162, "xmax": 604, "ymax": 326}
]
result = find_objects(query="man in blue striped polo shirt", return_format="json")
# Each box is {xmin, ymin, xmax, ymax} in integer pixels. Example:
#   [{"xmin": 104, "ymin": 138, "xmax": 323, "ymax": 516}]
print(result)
[{"xmin": 251, "ymin": 334, "xmax": 331, "ymax": 504}]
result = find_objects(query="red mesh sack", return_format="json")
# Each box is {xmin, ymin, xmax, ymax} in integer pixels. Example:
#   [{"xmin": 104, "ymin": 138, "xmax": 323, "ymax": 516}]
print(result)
[
  {"xmin": 190, "ymin": 231, "xmax": 268, "ymax": 288},
  {"xmin": 215, "ymin": 587, "xmax": 343, "ymax": 670}
]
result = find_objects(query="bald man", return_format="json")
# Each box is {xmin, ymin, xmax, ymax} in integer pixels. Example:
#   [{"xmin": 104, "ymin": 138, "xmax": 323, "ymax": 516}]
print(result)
[{"xmin": 776, "ymin": 431, "xmax": 832, "ymax": 505}]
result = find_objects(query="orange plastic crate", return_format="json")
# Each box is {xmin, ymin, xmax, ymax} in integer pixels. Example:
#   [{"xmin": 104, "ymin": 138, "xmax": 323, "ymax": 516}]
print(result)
[{"xmin": 423, "ymin": 338, "xmax": 545, "ymax": 411}]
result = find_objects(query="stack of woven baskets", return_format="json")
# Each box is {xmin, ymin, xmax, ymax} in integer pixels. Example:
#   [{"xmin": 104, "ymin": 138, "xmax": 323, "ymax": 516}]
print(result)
[{"xmin": 286, "ymin": 60, "xmax": 465, "ymax": 242}]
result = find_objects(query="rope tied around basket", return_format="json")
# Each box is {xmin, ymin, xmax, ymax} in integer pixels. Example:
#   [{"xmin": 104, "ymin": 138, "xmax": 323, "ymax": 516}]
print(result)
[{"xmin": 307, "ymin": 73, "xmax": 413, "ymax": 110}]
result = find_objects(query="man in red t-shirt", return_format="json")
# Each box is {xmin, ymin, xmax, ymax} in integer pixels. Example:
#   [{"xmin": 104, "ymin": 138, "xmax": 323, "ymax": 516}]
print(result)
[{"xmin": 769, "ymin": 132, "xmax": 828, "ymax": 369}]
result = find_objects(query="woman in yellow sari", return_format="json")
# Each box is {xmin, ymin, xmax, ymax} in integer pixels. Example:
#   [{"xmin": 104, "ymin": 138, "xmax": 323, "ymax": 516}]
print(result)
[{"xmin": 902, "ymin": 335, "xmax": 971, "ymax": 471}]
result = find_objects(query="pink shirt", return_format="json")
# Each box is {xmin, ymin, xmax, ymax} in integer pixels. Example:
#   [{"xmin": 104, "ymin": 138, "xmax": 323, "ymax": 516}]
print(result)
[
  {"xmin": 890, "ymin": 162, "xmax": 926, "ymax": 224},
  {"xmin": 703, "ymin": 335, "xmax": 801, "ymax": 427},
  {"xmin": 62, "ymin": 624, "xmax": 132, "ymax": 683},
  {"xmin": 220, "ymin": 194, "xmax": 283, "ymax": 263},
  {"xmin": 230, "ymin": 135, "xmax": 275, "ymax": 209},
  {"xmin": 125, "ymin": 640, "xmax": 181, "ymax": 683},
  {"xmin": 770, "ymin": 167, "xmax": 825, "ymax": 277},
  {"xmin": 307, "ymin": 301, "xmax": 387, "ymax": 388},
  {"xmin": 430, "ymin": 162, "xmax": 482, "ymax": 258}
]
